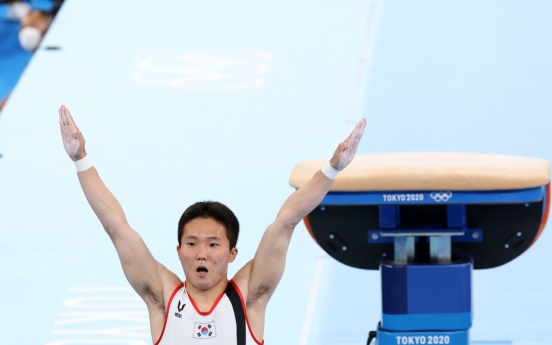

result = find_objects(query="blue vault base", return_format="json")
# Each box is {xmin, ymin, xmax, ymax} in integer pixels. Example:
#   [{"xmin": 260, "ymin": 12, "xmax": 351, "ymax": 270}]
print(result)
[
  {"xmin": 381, "ymin": 255, "xmax": 473, "ymax": 331},
  {"xmin": 377, "ymin": 256, "xmax": 473, "ymax": 344},
  {"xmin": 377, "ymin": 325, "xmax": 469, "ymax": 345}
]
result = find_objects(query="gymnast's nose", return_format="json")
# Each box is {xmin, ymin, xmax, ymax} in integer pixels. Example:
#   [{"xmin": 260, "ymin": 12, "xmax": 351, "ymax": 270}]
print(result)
[{"xmin": 196, "ymin": 246, "xmax": 207, "ymax": 261}]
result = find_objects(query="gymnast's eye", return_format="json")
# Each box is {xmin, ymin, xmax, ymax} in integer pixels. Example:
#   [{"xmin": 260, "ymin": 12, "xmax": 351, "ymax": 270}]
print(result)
[
  {"xmin": 210, "ymin": 243, "xmax": 218, "ymax": 247},
  {"xmin": 187, "ymin": 243, "xmax": 195, "ymax": 247}
]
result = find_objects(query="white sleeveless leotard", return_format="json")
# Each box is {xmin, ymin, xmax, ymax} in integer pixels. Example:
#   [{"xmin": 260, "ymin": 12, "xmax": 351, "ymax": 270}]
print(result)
[{"xmin": 155, "ymin": 280, "xmax": 263, "ymax": 345}]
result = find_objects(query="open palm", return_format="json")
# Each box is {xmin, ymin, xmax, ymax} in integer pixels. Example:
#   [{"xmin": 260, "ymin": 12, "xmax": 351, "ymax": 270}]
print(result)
[
  {"xmin": 59, "ymin": 105, "xmax": 86, "ymax": 161},
  {"xmin": 329, "ymin": 118, "xmax": 366, "ymax": 171}
]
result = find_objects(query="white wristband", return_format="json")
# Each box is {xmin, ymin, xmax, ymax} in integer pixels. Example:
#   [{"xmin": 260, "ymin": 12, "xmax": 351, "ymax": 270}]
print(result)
[
  {"xmin": 321, "ymin": 161, "xmax": 339, "ymax": 179},
  {"xmin": 75, "ymin": 155, "xmax": 93, "ymax": 172}
]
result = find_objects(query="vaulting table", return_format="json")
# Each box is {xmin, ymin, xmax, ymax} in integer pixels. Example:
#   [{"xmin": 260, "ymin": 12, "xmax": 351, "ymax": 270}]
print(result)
[{"xmin": 290, "ymin": 152, "xmax": 551, "ymax": 344}]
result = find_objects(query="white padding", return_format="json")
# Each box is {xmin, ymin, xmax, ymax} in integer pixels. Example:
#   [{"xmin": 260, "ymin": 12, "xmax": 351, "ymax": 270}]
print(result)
[
  {"xmin": 289, "ymin": 152, "xmax": 551, "ymax": 191},
  {"xmin": 75, "ymin": 155, "xmax": 93, "ymax": 172}
]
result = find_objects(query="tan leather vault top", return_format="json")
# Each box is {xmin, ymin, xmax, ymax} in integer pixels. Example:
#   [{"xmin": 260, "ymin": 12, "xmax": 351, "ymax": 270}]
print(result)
[{"xmin": 289, "ymin": 152, "xmax": 551, "ymax": 191}]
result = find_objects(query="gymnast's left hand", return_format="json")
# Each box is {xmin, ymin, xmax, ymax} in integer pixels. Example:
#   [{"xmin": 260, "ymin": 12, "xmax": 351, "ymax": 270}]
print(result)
[
  {"xmin": 59, "ymin": 105, "xmax": 87, "ymax": 161},
  {"xmin": 329, "ymin": 118, "xmax": 366, "ymax": 171}
]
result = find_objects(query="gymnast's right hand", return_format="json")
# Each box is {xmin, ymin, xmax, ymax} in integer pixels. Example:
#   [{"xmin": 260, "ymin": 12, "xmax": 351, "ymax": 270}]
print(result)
[{"xmin": 59, "ymin": 105, "xmax": 87, "ymax": 161}]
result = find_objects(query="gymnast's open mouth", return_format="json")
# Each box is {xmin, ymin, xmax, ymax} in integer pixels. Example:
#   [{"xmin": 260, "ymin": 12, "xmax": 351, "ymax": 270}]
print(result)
[{"xmin": 196, "ymin": 266, "xmax": 208, "ymax": 273}]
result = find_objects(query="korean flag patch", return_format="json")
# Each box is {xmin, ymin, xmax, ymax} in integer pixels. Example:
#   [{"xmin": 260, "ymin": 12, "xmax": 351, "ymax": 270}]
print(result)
[{"xmin": 193, "ymin": 321, "xmax": 217, "ymax": 339}]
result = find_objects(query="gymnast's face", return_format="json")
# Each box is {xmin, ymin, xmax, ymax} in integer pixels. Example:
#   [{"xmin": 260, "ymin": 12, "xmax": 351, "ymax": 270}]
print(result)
[{"xmin": 177, "ymin": 217, "xmax": 238, "ymax": 290}]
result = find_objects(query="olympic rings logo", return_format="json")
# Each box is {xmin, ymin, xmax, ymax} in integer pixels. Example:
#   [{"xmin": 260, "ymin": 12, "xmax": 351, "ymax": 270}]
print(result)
[{"xmin": 430, "ymin": 191, "xmax": 453, "ymax": 202}]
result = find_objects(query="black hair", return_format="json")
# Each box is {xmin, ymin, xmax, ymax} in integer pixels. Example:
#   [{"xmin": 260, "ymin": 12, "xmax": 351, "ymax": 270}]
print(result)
[{"xmin": 177, "ymin": 201, "xmax": 239, "ymax": 250}]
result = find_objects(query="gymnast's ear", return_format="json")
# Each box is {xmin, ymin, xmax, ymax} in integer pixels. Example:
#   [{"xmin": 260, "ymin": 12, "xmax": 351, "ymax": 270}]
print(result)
[{"xmin": 229, "ymin": 247, "xmax": 238, "ymax": 263}]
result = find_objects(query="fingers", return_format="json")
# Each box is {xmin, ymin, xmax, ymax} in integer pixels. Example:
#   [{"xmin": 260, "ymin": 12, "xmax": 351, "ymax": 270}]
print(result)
[
  {"xmin": 348, "ymin": 139, "xmax": 360, "ymax": 153},
  {"xmin": 59, "ymin": 105, "xmax": 70, "ymax": 126},
  {"xmin": 64, "ymin": 106, "xmax": 75, "ymax": 126},
  {"xmin": 355, "ymin": 118, "xmax": 367, "ymax": 141},
  {"xmin": 352, "ymin": 118, "xmax": 366, "ymax": 138},
  {"xmin": 61, "ymin": 105, "xmax": 69, "ymax": 127},
  {"xmin": 59, "ymin": 106, "xmax": 67, "ymax": 126},
  {"xmin": 343, "ymin": 118, "xmax": 367, "ymax": 145},
  {"xmin": 58, "ymin": 104, "xmax": 79, "ymax": 131},
  {"xmin": 331, "ymin": 119, "xmax": 366, "ymax": 171}
]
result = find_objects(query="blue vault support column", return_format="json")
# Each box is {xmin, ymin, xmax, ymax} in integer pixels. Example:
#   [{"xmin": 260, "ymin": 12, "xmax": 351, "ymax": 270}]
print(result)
[{"xmin": 378, "ymin": 255, "xmax": 472, "ymax": 344}]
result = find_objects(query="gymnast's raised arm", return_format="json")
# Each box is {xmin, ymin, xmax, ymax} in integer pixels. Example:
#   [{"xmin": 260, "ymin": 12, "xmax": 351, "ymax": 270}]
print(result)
[
  {"xmin": 58, "ymin": 105, "xmax": 179, "ymax": 319},
  {"xmin": 234, "ymin": 119, "xmax": 366, "ymax": 329}
]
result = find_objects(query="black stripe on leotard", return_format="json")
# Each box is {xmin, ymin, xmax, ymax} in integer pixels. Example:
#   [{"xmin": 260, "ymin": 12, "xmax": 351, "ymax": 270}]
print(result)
[{"xmin": 225, "ymin": 282, "xmax": 246, "ymax": 345}]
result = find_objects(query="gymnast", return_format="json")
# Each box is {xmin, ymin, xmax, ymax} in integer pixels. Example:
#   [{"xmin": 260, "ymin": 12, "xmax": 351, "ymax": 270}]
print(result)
[{"xmin": 58, "ymin": 104, "xmax": 366, "ymax": 345}]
